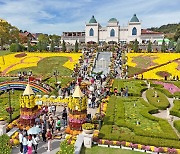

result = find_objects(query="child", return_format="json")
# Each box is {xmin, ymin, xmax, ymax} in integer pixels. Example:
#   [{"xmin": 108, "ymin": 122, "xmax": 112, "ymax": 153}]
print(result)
[{"xmin": 27, "ymin": 135, "xmax": 33, "ymax": 154}]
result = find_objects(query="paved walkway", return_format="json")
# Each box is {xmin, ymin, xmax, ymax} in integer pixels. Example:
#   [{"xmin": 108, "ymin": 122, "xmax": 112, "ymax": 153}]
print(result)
[
  {"xmin": 92, "ymin": 52, "xmax": 111, "ymax": 75},
  {"xmin": 142, "ymin": 88, "xmax": 180, "ymax": 138}
]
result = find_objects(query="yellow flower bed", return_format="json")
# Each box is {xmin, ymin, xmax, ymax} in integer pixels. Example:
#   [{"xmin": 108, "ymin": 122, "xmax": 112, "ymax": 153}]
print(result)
[
  {"xmin": 127, "ymin": 53, "xmax": 180, "ymax": 69},
  {"xmin": 127, "ymin": 53, "xmax": 180, "ymax": 80},
  {"xmin": 0, "ymin": 52, "xmax": 82, "ymax": 73},
  {"xmin": 140, "ymin": 62, "xmax": 180, "ymax": 80}
]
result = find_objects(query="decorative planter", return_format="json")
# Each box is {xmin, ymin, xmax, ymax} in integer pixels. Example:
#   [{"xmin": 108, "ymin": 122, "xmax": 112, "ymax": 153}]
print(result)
[
  {"xmin": 109, "ymin": 145, "xmax": 120, "ymax": 148},
  {"xmin": 98, "ymin": 144, "xmax": 109, "ymax": 147},
  {"xmin": 83, "ymin": 129, "xmax": 94, "ymax": 134}
]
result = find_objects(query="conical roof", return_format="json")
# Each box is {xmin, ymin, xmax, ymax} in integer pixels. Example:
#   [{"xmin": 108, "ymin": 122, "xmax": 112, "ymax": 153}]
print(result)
[
  {"xmin": 89, "ymin": 15, "xmax": 97, "ymax": 23},
  {"xmin": 130, "ymin": 14, "xmax": 139, "ymax": 22},
  {"xmin": 23, "ymin": 84, "xmax": 35, "ymax": 96},
  {"xmin": 72, "ymin": 85, "xmax": 84, "ymax": 98}
]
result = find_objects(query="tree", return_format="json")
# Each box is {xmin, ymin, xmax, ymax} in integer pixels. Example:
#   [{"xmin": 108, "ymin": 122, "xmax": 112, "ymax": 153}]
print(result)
[
  {"xmin": 62, "ymin": 40, "xmax": 66, "ymax": 52},
  {"xmin": 168, "ymin": 40, "xmax": 174, "ymax": 50},
  {"xmin": 49, "ymin": 34, "xmax": 61, "ymax": 46},
  {"xmin": 50, "ymin": 40, "xmax": 55, "ymax": 52},
  {"xmin": 38, "ymin": 34, "xmax": 49, "ymax": 44},
  {"xmin": 147, "ymin": 41, "xmax": 152, "ymax": 52},
  {"xmin": 10, "ymin": 43, "xmax": 16, "ymax": 52},
  {"xmin": 174, "ymin": 26, "xmax": 180, "ymax": 41},
  {"xmin": 75, "ymin": 40, "xmax": 79, "ymax": 52},
  {"xmin": 15, "ymin": 41, "xmax": 21, "ymax": 52},
  {"xmin": 161, "ymin": 39, "xmax": 166, "ymax": 52},
  {"xmin": 133, "ymin": 39, "xmax": 139, "ymax": 52},
  {"xmin": 27, "ymin": 39, "xmax": 31, "ymax": 52},
  {"xmin": 37, "ymin": 41, "xmax": 42, "ymax": 52},
  {"xmin": 0, "ymin": 21, "xmax": 19, "ymax": 48},
  {"xmin": 176, "ymin": 38, "xmax": 180, "ymax": 53}
]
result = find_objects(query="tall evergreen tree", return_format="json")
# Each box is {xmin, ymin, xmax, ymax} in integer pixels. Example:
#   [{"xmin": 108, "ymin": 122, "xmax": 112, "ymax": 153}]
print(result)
[
  {"xmin": 62, "ymin": 40, "xmax": 66, "ymax": 52},
  {"xmin": 15, "ymin": 41, "xmax": 20, "ymax": 52},
  {"xmin": 50, "ymin": 40, "xmax": 55, "ymax": 52},
  {"xmin": 161, "ymin": 39, "xmax": 166, "ymax": 52},
  {"xmin": 133, "ymin": 39, "xmax": 139, "ymax": 52},
  {"xmin": 27, "ymin": 39, "xmax": 31, "ymax": 52},
  {"xmin": 147, "ymin": 41, "xmax": 152, "ymax": 53},
  {"xmin": 75, "ymin": 40, "xmax": 79, "ymax": 52},
  {"xmin": 168, "ymin": 40, "xmax": 174, "ymax": 50},
  {"xmin": 37, "ymin": 41, "xmax": 42, "ymax": 52},
  {"xmin": 176, "ymin": 38, "xmax": 180, "ymax": 53}
]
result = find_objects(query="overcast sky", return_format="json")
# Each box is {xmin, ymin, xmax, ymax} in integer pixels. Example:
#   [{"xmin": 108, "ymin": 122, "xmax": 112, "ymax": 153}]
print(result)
[{"xmin": 0, "ymin": 0, "xmax": 179, "ymax": 35}]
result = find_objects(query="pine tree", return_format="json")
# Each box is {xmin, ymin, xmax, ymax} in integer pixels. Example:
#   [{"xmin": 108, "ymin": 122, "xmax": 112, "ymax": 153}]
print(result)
[
  {"xmin": 50, "ymin": 40, "xmax": 55, "ymax": 52},
  {"xmin": 37, "ymin": 41, "xmax": 42, "ymax": 52},
  {"xmin": 62, "ymin": 40, "xmax": 66, "ymax": 52},
  {"xmin": 15, "ymin": 41, "xmax": 20, "ymax": 52},
  {"xmin": 161, "ymin": 39, "xmax": 166, "ymax": 52},
  {"xmin": 147, "ymin": 41, "xmax": 152, "ymax": 53},
  {"xmin": 74, "ymin": 40, "xmax": 79, "ymax": 52},
  {"xmin": 27, "ymin": 39, "xmax": 31, "ymax": 52},
  {"xmin": 133, "ymin": 39, "xmax": 139, "ymax": 52},
  {"xmin": 168, "ymin": 40, "xmax": 174, "ymax": 50},
  {"xmin": 176, "ymin": 38, "xmax": 180, "ymax": 53}
]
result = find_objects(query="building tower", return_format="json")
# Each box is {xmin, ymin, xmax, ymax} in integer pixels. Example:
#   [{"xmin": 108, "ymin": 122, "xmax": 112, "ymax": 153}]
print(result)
[
  {"xmin": 106, "ymin": 18, "xmax": 120, "ymax": 43},
  {"xmin": 128, "ymin": 14, "xmax": 142, "ymax": 43},
  {"xmin": 85, "ymin": 15, "xmax": 99, "ymax": 44},
  {"xmin": 19, "ymin": 84, "xmax": 40, "ymax": 127}
]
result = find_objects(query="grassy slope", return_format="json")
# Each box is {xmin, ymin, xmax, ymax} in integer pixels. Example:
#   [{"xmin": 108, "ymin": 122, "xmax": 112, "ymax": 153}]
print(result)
[
  {"xmin": 0, "ymin": 50, "xmax": 11, "ymax": 56},
  {"xmin": 0, "ymin": 90, "xmax": 22, "ymax": 122},
  {"xmin": 9, "ymin": 56, "xmax": 72, "ymax": 76},
  {"xmin": 81, "ymin": 146, "xmax": 142, "ymax": 154}
]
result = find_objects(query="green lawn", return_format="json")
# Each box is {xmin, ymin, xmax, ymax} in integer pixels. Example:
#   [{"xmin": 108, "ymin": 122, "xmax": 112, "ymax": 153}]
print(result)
[
  {"xmin": 113, "ymin": 79, "xmax": 147, "ymax": 97},
  {"xmin": 0, "ymin": 50, "xmax": 11, "ymax": 56},
  {"xmin": 9, "ymin": 56, "xmax": 72, "ymax": 77},
  {"xmin": 0, "ymin": 90, "xmax": 22, "ymax": 122},
  {"xmin": 0, "ymin": 77, "xmax": 15, "ymax": 82},
  {"xmin": 45, "ymin": 76, "xmax": 74, "ymax": 88},
  {"xmin": 127, "ymin": 66, "xmax": 144, "ymax": 77},
  {"xmin": 80, "ymin": 146, "xmax": 143, "ymax": 154},
  {"xmin": 146, "ymin": 88, "xmax": 170, "ymax": 110}
]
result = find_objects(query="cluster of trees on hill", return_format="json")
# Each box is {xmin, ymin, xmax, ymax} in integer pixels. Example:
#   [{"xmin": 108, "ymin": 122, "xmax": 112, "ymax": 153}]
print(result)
[{"xmin": 148, "ymin": 23, "xmax": 180, "ymax": 41}]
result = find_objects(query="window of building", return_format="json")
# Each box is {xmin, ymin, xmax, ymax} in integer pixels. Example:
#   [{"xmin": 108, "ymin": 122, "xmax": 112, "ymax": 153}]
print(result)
[
  {"xmin": 89, "ymin": 28, "xmax": 94, "ymax": 36},
  {"xmin": 132, "ymin": 27, "xmax": 137, "ymax": 35},
  {"xmin": 110, "ymin": 29, "xmax": 115, "ymax": 37}
]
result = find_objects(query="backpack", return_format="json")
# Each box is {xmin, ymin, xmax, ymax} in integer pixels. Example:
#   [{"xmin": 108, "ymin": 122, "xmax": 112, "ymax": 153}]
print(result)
[{"xmin": 57, "ymin": 120, "xmax": 61, "ymax": 127}]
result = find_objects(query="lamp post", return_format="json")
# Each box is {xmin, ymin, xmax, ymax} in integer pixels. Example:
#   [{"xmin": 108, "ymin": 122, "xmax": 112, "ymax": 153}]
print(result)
[
  {"xmin": 6, "ymin": 85, "xmax": 12, "ymax": 122},
  {"xmin": 53, "ymin": 69, "xmax": 59, "ymax": 84}
]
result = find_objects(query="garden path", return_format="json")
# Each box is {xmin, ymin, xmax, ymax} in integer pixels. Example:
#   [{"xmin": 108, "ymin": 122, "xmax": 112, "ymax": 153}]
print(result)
[{"xmin": 142, "ymin": 88, "xmax": 180, "ymax": 138}]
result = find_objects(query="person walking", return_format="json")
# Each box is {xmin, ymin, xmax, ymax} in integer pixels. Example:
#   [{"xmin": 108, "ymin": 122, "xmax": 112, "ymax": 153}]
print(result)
[
  {"xmin": 62, "ymin": 108, "xmax": 67, "ymax": 127},
  {"xmin": 56, "ymin": 117, "xmax": 61, "ymax": 133},
  {"xmin": 46, "ymin": 129, "xmax": 52, "ymax": 152},
  {"xmin": 19, "ymin": 131, "xmax": 23, "ymax": 154},
  {"xmin": 32, "ymin": 135, "xmax": 39, "ymax": 154},
  {"xmin": 22, "ymin": 135, "xmax": 28, "ymax": 154},
  {"xmin": 27, "ymin": 135, "xmax": 33, "ymax": 154},
  {"xmin": 41, "ymin": 121, "xmax": 47, "ymax": 142},
  {"xmin": 48, "ymin": 116, "xmax": 54, "ymax": 134}
]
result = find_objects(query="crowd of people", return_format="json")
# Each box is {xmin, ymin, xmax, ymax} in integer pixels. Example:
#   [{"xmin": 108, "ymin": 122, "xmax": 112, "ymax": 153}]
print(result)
[{"xmin": 18, "ymin": 107, "xmax": 68, "ymax": 154}]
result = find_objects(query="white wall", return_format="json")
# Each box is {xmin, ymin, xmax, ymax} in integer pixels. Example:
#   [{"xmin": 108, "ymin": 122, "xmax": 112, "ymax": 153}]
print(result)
[{"xmin": 85, "ymin": 23, "xmax": 99, "ymax": 43}]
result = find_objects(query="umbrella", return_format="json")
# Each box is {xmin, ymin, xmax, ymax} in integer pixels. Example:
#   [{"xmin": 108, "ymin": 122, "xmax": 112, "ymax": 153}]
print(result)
[{"xmin": 28, "ymin": 127, "xmax": 41, "ymax": 135}]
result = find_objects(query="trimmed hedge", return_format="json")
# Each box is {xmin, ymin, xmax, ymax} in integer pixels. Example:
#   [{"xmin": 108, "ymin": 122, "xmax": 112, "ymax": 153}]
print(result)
[
  {"xmin": 146, "ymin": 89, "xmax": 170, "ymax": 110},
  {"xmin": 173, "ymin": 120, "xmax": 180, "ymax": 133},
  {"xmin": 99, "ymin": 96, "xmax": 180, "ymax": 149},
  {"xmin": 170, "ymin": 100, "xmax": 180, "ymax": 118}
]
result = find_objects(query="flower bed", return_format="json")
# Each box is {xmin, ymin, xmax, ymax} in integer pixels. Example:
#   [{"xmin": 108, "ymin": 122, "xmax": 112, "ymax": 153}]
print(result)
[{"xmin": 154, "ymin": 81, "xmax": 180, "ymax": 94}]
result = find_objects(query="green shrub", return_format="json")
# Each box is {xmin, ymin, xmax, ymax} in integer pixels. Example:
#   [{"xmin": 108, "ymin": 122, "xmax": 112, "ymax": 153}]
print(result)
[
  {"xmin": 0, "ymin": 134, "xmax": 11, "ymax": 154},
  {"xmin": 146, "ymin": 89, "xmax": 170, "ymax": 110},
  {"xmin": 58, "ymin": 140, "xmax": 74, "ymax": 154},
  {"xmin": 174, "ymin": 120, "xmax": 180, "ymax": 133},
  {"xmin": 170, "ymin": 100, "xmax": 180, "ymax": 118}
]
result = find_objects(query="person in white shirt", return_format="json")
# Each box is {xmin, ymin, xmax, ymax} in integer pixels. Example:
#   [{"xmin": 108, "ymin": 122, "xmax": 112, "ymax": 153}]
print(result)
[
  {"xmin": 22, "ymin": 135, "xmax": 28, "ymax": 154},
  {"xmin": 19, "ymin": 131, "xmax": 23, "ymax": 154},
  {"xmin": 32, "ymin": 135, "xmax": 39, "ymax": 154},
  {"xmin": 27, "ymin": 135, "xmax": 33, "ymax": 154}
]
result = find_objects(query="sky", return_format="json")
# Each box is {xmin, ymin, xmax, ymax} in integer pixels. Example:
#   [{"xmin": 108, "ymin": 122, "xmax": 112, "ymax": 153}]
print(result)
[{"xmin": 0, "ymin": 0, "xmax": 179, "ymax": 35}]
